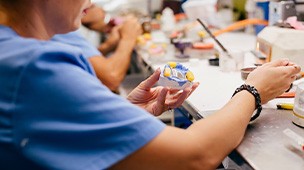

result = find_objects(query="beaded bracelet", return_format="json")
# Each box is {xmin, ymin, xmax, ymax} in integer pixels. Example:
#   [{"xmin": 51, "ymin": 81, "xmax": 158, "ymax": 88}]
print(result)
[{"xmin": 232, "ymin": 84, "xmax": 262, "ymax": 121}]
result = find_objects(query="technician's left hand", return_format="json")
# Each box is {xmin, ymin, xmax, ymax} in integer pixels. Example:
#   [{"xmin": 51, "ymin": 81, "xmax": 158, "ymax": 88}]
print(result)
[{"xmin": 127, "ymin": 68, "xmax": 199, "ymax": 116}]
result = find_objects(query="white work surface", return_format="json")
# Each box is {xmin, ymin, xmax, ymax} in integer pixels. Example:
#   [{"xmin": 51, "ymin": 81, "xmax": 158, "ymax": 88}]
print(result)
[
  {"xmin": 142, "ymin": 32, "xmax": 296, "ymax": 115},
  {"xmin": 137, "ymin": 32, "xmax": 304, "ymax": 170},
  {"xmin": 146, "ymin": 32, "xmax": 265, "ymax": 114},
  {"xmin": 154, "ymin": 60, "xmax": 244, "ymax": 115}
]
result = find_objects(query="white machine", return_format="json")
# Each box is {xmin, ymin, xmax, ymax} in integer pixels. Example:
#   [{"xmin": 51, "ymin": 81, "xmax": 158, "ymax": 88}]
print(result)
[
  {"xmin": 256, "ymin": 26, "xmax": 304, "ymax": 70},
  {"xmin": 269, "ymin": 0, "xmax": 297, "ymax": 25}
]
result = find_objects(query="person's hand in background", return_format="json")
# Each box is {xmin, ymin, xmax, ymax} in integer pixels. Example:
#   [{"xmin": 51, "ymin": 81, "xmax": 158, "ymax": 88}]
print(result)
[
  {"xmin": 97, "ymin": 15, "xmax": 142, "ymax": 55},
  {"xmin": 91, "ymin": 13, "xmax": 144, "ymax": 92},
  {"xmin": 119, "ymin": 15, "xmax": 143, "ymax": 47},
  {"xmin": 98, "ymin": 25, "xmax": 121, "ymax": 55}
]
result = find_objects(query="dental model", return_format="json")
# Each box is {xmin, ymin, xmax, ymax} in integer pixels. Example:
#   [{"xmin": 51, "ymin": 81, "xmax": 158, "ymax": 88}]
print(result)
[{"xmin": 158, "ymin": 62, "xmax": 194, "ymax": 90}]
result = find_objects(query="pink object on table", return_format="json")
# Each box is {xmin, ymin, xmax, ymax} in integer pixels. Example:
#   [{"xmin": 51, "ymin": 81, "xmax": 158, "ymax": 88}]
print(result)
[{"xmin": 286, "ymin": 16, "xmax": 304, "ymax": 30}]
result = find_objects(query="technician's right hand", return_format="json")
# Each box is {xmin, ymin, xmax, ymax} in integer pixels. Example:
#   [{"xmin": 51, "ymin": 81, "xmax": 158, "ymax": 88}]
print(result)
[
  {"xmin": 245, "ymin": 59, "xmax": 301, "ymax": 104},
  {"xmin": 120, "ymin": 16, "xmax": 143, "ymax": 45}
]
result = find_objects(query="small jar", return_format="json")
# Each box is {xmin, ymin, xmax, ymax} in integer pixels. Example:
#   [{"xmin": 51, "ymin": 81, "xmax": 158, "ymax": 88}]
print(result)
[{"xmin": 293, "ymin": 82, "xmax": 304, "ymax": 127}]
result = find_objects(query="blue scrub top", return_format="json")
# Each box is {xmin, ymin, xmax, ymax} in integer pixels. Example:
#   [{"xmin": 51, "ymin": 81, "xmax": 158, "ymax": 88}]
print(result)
[
  {"xmin": 52, "ymin": 31, "xmax": 101, "ymax": 59},
  {"xmin": 0, "ymin": 25, "xmax": 166, "ymax": 170}
]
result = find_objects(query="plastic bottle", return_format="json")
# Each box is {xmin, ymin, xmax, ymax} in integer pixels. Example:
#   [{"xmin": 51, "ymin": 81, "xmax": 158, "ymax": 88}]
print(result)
[
  {"xmin": 245, "ymin": 0, "xmax": 256, "ymax": 34},
  {"xmin": 161, "ymin": 7, "xmax": 176, "ymax": 36}
]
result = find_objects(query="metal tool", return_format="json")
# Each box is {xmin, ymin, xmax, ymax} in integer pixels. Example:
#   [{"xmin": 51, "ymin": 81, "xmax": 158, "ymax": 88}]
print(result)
[
  {"xmin": 197, "ymin": 18, "xmax": 232, "ymax": 58},
  {"xmin": 269, "ymin": 0, "xmax": 297, "ymax": 26}
]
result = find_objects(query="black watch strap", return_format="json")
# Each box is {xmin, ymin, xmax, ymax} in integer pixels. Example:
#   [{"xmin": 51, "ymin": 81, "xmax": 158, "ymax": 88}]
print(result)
[{"xmin": 232, "ymin": 84, "xmax": 262, "ymax": 121}]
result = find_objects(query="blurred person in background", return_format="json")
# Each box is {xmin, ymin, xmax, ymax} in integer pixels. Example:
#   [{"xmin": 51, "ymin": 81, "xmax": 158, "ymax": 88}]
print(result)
[{"xmin": 53, "ymin": 4, "xmax": 142, "ymax": 92}]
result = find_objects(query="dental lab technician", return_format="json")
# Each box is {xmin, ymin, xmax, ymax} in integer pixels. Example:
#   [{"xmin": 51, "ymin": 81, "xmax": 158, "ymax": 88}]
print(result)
[{"xmin": 0, "ymin": 0, "xmax": 300, "ymax": 170}]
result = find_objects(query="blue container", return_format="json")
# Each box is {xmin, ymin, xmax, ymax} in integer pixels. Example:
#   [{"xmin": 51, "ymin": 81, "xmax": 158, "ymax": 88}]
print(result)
[
  {"xmin": 174, "ymin": 108, "xmax": 192, "ymax": 129},
  {"xmin": 255, "ymin": 1, "xmax": 270, "ymax": 34},
  {"xmin": 257, "ymin": 1, "xmax": 269, "ymax": 20}
]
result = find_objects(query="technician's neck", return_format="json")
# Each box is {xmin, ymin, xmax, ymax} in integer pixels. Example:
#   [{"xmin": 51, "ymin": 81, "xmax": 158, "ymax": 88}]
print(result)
[{"xmin": 0, "ymin": 11, "xmax": 54, "ymax": 40}]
